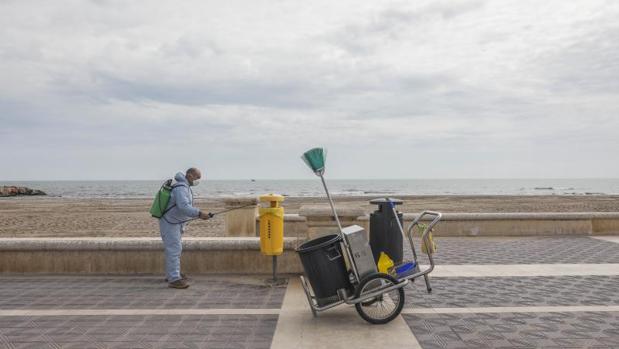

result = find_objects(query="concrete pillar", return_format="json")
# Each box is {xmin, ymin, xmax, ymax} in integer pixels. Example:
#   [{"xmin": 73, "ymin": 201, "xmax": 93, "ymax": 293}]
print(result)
[
  {"xmin": 299, "ymin": 205, "xmax": 366, "ymax": 240},
  {"xmin": 223, "ymin": 197, "xmax": 258, "ymax": 237}
]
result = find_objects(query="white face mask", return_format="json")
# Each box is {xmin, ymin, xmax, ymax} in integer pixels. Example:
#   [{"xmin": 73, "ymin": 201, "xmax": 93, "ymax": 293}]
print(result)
[{"xmin": 191, "ymin": 179, "xmax": 200, "ymax": 186}]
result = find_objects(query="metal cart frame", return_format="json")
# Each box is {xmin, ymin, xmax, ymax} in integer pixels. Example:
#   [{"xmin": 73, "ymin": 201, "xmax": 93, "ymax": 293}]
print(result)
[
  {"xmin": 299, "ymin": 199, "xmax": 442, "ymax": 324},
  {"xmin": 299, "ymin": 148, "xmax": 441, "ymax": 324}
]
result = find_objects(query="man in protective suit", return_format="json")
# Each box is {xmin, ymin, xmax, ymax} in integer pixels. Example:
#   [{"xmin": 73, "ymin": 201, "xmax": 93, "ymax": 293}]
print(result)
[{"xmin": 160, "ymin": 168, "xmax": 211, "ymax": 289}]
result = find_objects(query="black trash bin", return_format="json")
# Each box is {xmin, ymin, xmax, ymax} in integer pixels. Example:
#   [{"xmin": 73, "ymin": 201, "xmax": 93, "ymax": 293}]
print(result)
[
  {"xmin": 369, "ymin": 198, "xmax": 404, "ymax": 265},
  {"xmin": 297, "ymin": 234, "xmax": 352, "ymax": 306}
]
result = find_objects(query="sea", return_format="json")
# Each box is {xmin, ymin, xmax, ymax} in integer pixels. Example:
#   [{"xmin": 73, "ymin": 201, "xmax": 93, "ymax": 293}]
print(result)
[{"xmin": 1, "ymin": 179, "xmax": 618, "ymax": 199}]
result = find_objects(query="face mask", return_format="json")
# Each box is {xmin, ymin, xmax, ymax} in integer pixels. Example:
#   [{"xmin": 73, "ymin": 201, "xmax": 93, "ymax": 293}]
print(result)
[{"xmin": 191, "ymin": 179, "xmax": 200, "ymax": 187}]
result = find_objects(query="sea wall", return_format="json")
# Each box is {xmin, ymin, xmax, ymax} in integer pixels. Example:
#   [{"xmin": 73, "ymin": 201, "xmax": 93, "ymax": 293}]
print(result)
[
  {"xmin": 293, "ymin": 210, "xmax": 619, "ymax": 239},
  {"xmin": 1, "ymin": 211, "xmax": 618, "ymax": 274},
  {"xmin": 0, "ymin": 237, "xmax": 302, "ymax": 274}
]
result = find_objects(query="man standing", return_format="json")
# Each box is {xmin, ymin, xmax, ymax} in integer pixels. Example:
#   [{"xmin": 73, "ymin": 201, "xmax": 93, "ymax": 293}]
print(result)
[{"xmin": 160, "ymin": 168, "xmax": 211, "ymax": 289}]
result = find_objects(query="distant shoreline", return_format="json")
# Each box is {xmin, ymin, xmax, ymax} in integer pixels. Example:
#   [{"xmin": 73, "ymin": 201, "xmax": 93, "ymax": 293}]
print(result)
[
  {"xmin": 2, "ymin": 193, "xmax": 618, "ymax": 200},
  {"xmin": 2, "ymin": 178, "xmax": 618, "ymax": 198}
]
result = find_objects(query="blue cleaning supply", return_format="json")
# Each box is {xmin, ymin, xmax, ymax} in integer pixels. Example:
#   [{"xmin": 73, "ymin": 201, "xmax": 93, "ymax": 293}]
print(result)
[{"xmin": 394, "ymin": 261, "xmax": 416, "ymax": 278}]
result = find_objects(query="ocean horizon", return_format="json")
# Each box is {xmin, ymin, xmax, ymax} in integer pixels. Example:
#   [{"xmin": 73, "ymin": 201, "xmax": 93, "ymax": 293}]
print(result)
[{"xmin": 2, "ymin": 178, "xmax": 619, "ymax": 198}]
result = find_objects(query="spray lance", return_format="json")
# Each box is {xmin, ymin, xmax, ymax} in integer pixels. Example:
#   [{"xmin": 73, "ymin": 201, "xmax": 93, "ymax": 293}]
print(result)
[
  {"xmin": 205, "ymin": 202, "xmax": 257, "ymax": 218},
  {"xmin": 175, "ymin": 202, "xmax": 257, "ymax": 223}
]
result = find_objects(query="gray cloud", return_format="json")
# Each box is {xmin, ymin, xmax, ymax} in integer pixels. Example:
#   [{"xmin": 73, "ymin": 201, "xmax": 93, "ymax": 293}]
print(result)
[
  {"xmin": 541, "ymin": 27, "xmax": 619, "ymax": 94},
  {"xmin": 0, "ymin": 0, "xmax": 618, "ymax": 180},
  {"xmin": 326, "ymin": 0, "xmax": 486, "ymax": 54}
]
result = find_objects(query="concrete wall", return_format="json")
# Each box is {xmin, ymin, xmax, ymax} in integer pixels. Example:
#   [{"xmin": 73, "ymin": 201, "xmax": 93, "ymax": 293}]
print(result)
[
  {"xmin": 591, "ymin": 215, "xmax": 619, "ymax": 235},
  {"xmin": 0, "ymin": 237, "xmax": 303, "ymax": 274},
  {"xmin": 299, "ymin": 205, "xmax": 365, "ymax": 239},
  {"xmin": 256, "ymin": 211, "xmax": 619, "ymax": 238},
  {"xmin": 2, "ymin": 212, "xmax": 618, "ymax": 274},
  {"xmin": 224, "ymin": 198, "xmax": 258, "ymax": 237},
  {"xmin": 346, "ymin": 212, "xmax": 619, "ymax": 237}
]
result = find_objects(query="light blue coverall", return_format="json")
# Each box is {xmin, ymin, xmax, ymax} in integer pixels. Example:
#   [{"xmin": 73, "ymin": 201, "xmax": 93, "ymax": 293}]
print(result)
[{"xmin": 159, "ymin": 172, "xmax": 200, "ymax": 282}]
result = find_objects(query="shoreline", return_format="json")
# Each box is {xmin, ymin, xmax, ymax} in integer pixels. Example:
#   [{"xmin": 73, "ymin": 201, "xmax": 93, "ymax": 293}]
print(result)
[{"xmin": 2, "ymin": 193, "xmax": 619, "ymax": 200}]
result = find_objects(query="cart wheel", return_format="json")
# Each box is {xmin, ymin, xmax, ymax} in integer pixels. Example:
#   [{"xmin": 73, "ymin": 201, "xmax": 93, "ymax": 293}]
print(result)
[{"xmin": 354, "ymin": 273, "xmax": 405, "ymax": 325}]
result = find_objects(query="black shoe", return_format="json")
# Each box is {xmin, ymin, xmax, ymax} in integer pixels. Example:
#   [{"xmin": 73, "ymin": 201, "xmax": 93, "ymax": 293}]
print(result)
[
  {"xmin": 164, "ymin": 273, "xmax": 188, "ymax": 283},
  {"xmin": 168, "ymin": 279, "xmax": 190, "ymax": 289}
]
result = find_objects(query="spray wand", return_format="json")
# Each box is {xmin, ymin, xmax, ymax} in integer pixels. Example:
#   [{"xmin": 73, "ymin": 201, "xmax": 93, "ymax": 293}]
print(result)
[{"xmin": 206, "ymin": 202, "xmax": 257, "ymax": 218}]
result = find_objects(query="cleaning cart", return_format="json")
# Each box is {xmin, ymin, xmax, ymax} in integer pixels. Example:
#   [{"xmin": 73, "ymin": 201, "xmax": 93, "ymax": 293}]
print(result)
[{"xmin": 297, "ymin": 148, "xmax": 442, "ymax": 324}]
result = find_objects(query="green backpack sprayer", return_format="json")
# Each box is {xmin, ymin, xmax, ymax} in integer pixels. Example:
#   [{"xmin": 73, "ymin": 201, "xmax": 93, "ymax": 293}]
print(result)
[{"xmin": 150, "ymin": 179, "xmax": 180, "ymax": 218}]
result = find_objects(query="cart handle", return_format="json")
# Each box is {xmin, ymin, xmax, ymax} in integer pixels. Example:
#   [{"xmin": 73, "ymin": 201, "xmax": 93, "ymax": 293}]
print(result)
[
  {"xmin": 409, "ymin": 211, "xmax": 442, "ymax": 232},
  {"xmin": 405, "ymin": 211, "xmax": 442, "ymax": 277},
  {"xmin": 385, "ymin": 199, "xmax": 442, "ymax": 281}
]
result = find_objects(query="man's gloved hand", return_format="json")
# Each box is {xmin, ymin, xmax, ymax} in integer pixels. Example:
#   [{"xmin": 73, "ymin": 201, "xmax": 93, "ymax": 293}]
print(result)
[
  {"xmin": 199, "ymin": 211, "xmax": 212, "ymax": 220},
  {"xmin": 208, "ymin": 212, "xmax": 215, "ymax": 218}
]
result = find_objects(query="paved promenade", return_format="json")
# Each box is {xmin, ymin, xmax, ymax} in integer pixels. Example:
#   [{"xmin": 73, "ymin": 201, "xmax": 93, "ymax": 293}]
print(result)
[{"xmin": 1, "ymin": 236, "xmax": 618, "ymax": 348}]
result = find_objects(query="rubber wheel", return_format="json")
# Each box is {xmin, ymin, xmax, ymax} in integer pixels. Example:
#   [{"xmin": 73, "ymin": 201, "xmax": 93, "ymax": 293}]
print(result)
[{"xmin": 354, "ymin": 273, "xmax": 405, "ymax": 325}]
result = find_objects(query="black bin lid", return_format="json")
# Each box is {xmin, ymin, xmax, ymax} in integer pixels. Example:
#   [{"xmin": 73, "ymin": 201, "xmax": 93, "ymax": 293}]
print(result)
[{"xmin": 370, "ymin": 197, "xmax": 403, "ymax": 205}]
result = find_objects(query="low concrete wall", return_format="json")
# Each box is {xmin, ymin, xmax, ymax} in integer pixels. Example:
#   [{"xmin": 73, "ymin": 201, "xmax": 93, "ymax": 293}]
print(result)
[
  {"xmin": 223, "ymin": 198, "xmax": 258, "ymax": 237},
  {"xmin": 2, "ymin": 212, "xmax": 618, "ymax": 274},
  {"xmin": 255, "ymin": 211, "xmax": 619, "ymax": 238},
  {"xmin": 0, "ymin": 237, "xmax": 304, "ymax": 274},
  {"xmin": 299, "ymin": 205, "xmax": 365, "ymax": 239},
  {"xmin": 591, "ymin": 215, "xmax": 619, "ymax": 235},
  {"xmin": 348, "ymin": 212, "xmax": 619, "ymax": 237}
]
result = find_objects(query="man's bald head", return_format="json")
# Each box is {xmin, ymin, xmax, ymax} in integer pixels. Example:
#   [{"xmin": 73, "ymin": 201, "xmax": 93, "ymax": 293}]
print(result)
[
  {"xmin": 186, "ymin": 168, "xmax": 202, "ymax": 186},
  {"xmin": 186, "ymin": 168, "xmax": 201, "ymax": 178}
]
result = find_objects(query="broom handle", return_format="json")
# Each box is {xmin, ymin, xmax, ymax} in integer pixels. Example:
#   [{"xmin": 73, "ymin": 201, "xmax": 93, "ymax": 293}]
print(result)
[
  {"xmin": 320, "ymin": 175, "xmax": 343, "ymax": 233},
  {"xmin": 319, "ymin": 172, "xmax": 362, "ymax": 282}
]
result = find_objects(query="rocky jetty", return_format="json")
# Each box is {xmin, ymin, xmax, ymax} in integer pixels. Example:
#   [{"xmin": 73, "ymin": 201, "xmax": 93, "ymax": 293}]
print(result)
[{"xmin": 0, "ymin": 186, "xmax": 47, "ymax": 197}]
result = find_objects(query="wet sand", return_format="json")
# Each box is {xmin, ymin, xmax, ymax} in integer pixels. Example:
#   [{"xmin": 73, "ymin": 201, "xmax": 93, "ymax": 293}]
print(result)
[{"xmin": 1, "ymin": 195, "xmax": 618, "ymax": 238}]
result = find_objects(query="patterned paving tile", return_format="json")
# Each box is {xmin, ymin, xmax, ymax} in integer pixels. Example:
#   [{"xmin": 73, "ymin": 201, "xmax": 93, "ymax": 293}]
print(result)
[
  {"xmin": 404, "ymin": 311, "xmax": 619, "ymax": 349},
  {"xmin": 0, "ymin": 276, "xmax": 286, "ymax": 310},
  {"xmin": 0, "ymin": 315, "xmax": 277, "ymax": 349},
  {"xmin": 404, "ymin": 236, "xmax": 619, "ymax": 264},
  {"xmin": 405, "ymin": 276, "xmax": 619, "ymax": 308}
]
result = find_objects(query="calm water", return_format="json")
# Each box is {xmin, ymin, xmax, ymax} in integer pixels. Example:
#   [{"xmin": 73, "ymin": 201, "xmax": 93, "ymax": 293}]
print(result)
[{"xmin": 1, "ymin": 179, "xmax": 618, "ymax": 198}]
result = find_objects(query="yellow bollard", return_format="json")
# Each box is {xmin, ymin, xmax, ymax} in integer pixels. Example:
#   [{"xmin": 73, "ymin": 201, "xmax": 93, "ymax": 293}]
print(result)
[{"xmin": 259, "ymin": 194, "xmax": 285, "ymax": 256}]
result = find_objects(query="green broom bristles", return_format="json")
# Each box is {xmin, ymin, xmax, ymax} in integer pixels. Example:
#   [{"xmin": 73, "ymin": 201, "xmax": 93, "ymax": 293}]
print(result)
[{"xmin": 301, "ymin": 147, "xmax": 327, "ymax": 175}]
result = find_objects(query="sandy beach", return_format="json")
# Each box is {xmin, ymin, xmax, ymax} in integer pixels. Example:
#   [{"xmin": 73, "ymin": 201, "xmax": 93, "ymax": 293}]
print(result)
[{"xmin": 1, "ymin": 195, "xmax": 618, "ymax": 238}]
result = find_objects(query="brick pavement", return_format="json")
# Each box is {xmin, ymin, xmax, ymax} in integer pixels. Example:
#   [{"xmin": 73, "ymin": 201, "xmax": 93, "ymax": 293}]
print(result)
[
  {"xmin": 406, "ymin": 236, "xmax": 619, "ymax": 264},
  {"xmin": 404, "ymin": 312, "xmax": 619, "ymax": 349},
  {"xmin": 0, "ymin": 236, "xmax": 618, "ymax": 348},
  {"xmin": 0, "ymin": 276, "xmax": 286, "ymax": 310},
  {"xmin": 0, "ymin": 314, "xmax": 277, "ymax": 349},
  {"xmin": 405, "ymin": 275, "xmax": 619, "ymax": 308}
]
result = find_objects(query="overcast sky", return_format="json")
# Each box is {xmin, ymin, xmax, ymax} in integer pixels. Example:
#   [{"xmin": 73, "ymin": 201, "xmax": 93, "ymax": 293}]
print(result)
[{"xmin": 1, "ymin": 0, "xmax": 618, "ymax": 180}]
